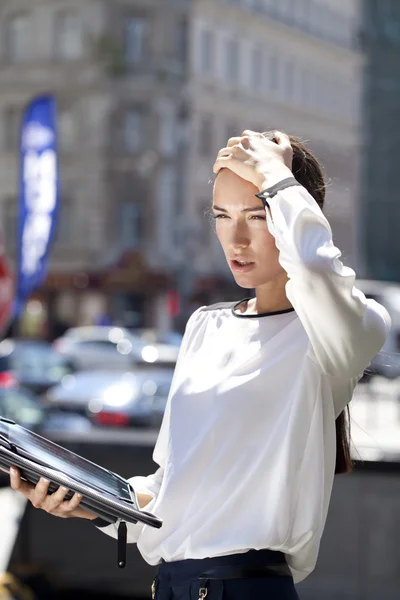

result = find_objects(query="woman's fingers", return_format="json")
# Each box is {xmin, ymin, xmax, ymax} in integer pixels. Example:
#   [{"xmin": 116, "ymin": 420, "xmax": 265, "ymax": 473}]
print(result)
[
  {"xmin": 46, "ymin": 485, "xmax": 71, "ymax": 512},
  {"xmin": 48, "ymin": 489, "xmax": 82, "ymax": 516},
  {"xmin": 216, "ymin": 146, "xmax": 232, "ymax": 159},
  {"xmin": 65, "ymin": 492, "xmax": 83, "ymax": 512},
  {"xmin": 213, "ymin": 156, "xmax": 229, "ymax": 174},
  {"xmin": 226, "ymin": 136, "xmax": 242, "ymax": 147},
  {"xmin": 31, "ymin": 477, "xmax": 51, "ymax": 508},
  {"xmin": 274, "ymin": 130, "xmax": 291, "ymax": 149},
  {"xmin": 242, "ymin": 129, "xmax": 262, "ymax": 138},
  {"xmin": 215, "ymin": 143, "xmax": 248, "ymax": 165},
  {"xmin": 213, "ymin": 155, "xmax": 242, "ymax": 175},
  {"xmin": 9, "ymin": 467, "xmax": 35, "ymax": 497},
  {"xmin": 8, "ymin": 467, "xmax": 87, "ymax": 519}
]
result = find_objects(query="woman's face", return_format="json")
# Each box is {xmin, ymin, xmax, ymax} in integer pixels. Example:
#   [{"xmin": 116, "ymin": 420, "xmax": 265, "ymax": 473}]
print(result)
[{"xmin": 213, "ymin": 168, "xmax": 285, "ymax": 289}]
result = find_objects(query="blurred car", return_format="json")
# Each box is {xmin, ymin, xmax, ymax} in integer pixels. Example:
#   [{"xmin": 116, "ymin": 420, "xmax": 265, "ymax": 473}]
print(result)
[
  {"xmin": 0, "ymin": 339, "xmax": 75, "ymax": 395},
  {"xmin": 135, "ymin": 329, "xmax": 183, "ymax": 347},
  {"xmin": 53, "ymin": 326, "xmax": 179, "ymax": 370},
  {"xmin": 0, "ymin": 384, "xmax": 92, "ymax": 434},
  {"xmin": 134, "ymin": 329, "xmax": 181, "ymax": 363},
  {"xmin": 357, "ymin": 279, "xmax": 400, "ymax": 379},
  {"xmin": 44, "ymin": 368, "xmax": 174, "ymax": 428},
  {"xmin": 0, "ymin": 383, "xmax": 92, "ymax": 487}
]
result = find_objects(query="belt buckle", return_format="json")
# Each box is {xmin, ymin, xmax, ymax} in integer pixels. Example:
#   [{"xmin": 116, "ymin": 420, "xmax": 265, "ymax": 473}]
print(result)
[
  {"xmin": 198, "ymin": 578, "xmax": 210, "ymax": 600},
  {"xmin": 198, "ymin": 586, "xmax": 208, "ymax": 600}
]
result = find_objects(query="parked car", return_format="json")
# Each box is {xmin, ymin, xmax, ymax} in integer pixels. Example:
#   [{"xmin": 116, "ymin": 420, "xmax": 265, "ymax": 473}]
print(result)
[
  {"xmin": 54, "ymin": 326, "xmax": 179, "ymax": 370},
  {"xmin": 0, "ymin": 339, "xmax": 75, "ymax": 394},
  {"xmin": 44, "ymin": 368, "xmax": 174, "ymax": 428},
  {"xmin": 0, "ymin": 383, "xmax": 92, "ymax": 487},
  {"xmin": 0, "ymin": 384, "xmax": 92, "ymax": 433},
  {"xmin": 133, "ymin": 329, "xmax": 181, "ymax": 363},
  {"xmin": 357, "ymin": 279, "xmax": 400, "ymax": 379},
  {"xmin": 135, "ymin": 329, "xmax": 183, "ymax": 347}
]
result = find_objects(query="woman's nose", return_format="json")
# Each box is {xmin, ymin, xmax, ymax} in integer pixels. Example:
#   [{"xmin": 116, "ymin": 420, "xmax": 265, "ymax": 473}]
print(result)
[{"xmin": 231, "ymin": 226, "xmax": 250, "ymax": 249}]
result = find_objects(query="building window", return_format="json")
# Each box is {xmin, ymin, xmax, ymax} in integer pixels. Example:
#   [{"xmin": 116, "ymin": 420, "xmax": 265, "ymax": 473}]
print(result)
[
  {"xmin": 198, "ymin": 115, "xmax": 213, "ymax": 157},
  {"xmin": 158, "ymin": 100, "xmax": 176, "ymax": 157},
  {"xmin": 123, "ymin": 108, "xmax": 143, "ymax": 152},
  {"xmin": 3, "ymin": 106, "xmax": 20, "ymax": 152},
  {"xmin": 225, "ymin": 38, "xmax": 239, "ymax": 83},
  {"xmin": 157, "ymin": 165, "xmax": 177, "ymax": 255},
  {"xmin": 284, "ymin": 59, "xmax": 294, "ymax": 100},
  {"xmin": 58, "ymin": 110, "xmax": 77, "ymax": 152},
  {"xmin": 267, "ymin": 53, "xmax": 278, "ymax": 93},
  {"xmin": 309, "ymin": 71, "xmax": 319, "ymax": 109},
  {"xmin": 276, "ymin": 57, "xmax": 287, "ymax": 98},
  {"xmin": 200, "ymin": 29, "xmax": 214, "ymax": 75},
  {"xmin": 251, "ymin": 45, "xmax": 263, "ymax": 90},
  {"xmin": 119, "ymin": 202, "xmax": 142, "ymax": 250},
  {"xmin": 7, "ymin": 13, "xmax": 31, "ymax": 62},
  {"xmin": 124, "ymin": 15, "xmax": 147, "ymax": 64},
  {"xmin": 56, "ymin": 200, "xmax": 74, "ymax": 247},
  {"xmin": 54, "ymin": 12, "xmax": 84, "ymax": 61},
  {"xmin": 175, "ymin": 17, "xmax": 188, "ymax": 66},
  {"xmin": 301, "ymin": 68, "xmax": 312, "ymax": 108}
]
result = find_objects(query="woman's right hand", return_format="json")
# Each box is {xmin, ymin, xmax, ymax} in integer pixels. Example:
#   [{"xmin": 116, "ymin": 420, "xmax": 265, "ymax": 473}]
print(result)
[{"xmin": 8, "ymin": 467, "xmax": 97, "ymax": 520}]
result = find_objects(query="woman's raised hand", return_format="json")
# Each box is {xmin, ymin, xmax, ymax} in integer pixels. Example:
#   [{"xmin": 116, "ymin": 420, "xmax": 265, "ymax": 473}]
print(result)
[
  {"xmin": 213, "ymin": 130, "xmax": 293, "ymax": 190},
  {"xmin": 9, "ymin": 466, "xmax": 97, "ymax": 520}
]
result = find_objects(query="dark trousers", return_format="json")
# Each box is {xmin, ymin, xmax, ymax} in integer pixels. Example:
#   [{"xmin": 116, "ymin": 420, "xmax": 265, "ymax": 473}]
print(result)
[{"xmin": 152, "ymin": 549, "xmax": 300, "ymax": 600}]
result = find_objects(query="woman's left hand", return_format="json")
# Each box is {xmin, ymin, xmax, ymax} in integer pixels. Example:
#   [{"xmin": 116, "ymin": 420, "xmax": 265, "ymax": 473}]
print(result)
[{"xmin": 213, "ymin": 130, "xmax": 294, "ymax": 191}]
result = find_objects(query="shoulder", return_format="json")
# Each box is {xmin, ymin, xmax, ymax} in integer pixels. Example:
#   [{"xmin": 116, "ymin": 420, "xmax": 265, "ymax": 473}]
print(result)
[
  {"xmin": 185, "ymin": 300, "xmax": 238, "ymax": 329},
  {"xmin": 199, "ymin": 301, "xmax": 238, "ymax": 313}
]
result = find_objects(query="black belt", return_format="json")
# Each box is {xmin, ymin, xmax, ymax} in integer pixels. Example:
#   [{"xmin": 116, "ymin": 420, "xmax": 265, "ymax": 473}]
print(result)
[{"xmin": 197, "ymin": 563, "xmax": 292, "ymax": 580}]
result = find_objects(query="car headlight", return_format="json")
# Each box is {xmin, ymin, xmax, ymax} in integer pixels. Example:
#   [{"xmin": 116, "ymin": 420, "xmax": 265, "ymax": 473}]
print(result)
[
  {"xmin": 141, "ymin": 345, "xmax": 159, "ymax": 363},
  {"xmin": 101, "ymin": 383, "xmax": 135, "ymax": 407}
]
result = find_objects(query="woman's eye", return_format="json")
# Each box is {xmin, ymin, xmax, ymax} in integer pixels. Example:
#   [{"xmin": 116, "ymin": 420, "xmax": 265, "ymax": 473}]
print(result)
[{"xmin": 212, "ymin": 214, "xmax": 265, "ymax": 220}]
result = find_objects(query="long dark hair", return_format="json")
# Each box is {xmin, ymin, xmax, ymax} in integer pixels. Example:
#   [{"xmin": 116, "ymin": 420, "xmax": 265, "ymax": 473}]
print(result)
[{"xmin": 262, "ymin": 131, "xmax": 353, "ymax": 475}]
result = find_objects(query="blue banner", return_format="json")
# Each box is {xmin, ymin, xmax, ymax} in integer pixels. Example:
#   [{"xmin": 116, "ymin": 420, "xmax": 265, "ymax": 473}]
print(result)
[{"xmin": 15, "ymin": 95, "xmax": 59, "ymax": 315}]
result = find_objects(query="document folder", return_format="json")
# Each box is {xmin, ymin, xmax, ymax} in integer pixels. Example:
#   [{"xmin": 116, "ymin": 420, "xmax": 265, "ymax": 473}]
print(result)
[{"xmin": 0, "ymin": 417, "xmax": 162, "ymax": 567}]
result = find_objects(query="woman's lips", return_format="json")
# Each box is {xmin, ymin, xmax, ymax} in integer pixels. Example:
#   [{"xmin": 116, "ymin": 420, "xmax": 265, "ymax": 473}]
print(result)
[{"xmin": 230, "ymin": 260, "xmax": 256, "ymax": 273}]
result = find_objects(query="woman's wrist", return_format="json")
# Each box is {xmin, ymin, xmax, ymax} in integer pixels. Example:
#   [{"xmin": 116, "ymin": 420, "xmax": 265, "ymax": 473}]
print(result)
[
  {"xmin": 257, "ymin": 167, "xmax": 293, "ymax": 192},
  {"xmin": 137, "ymin": 491, "xmax": 153, "ymax": 509}
]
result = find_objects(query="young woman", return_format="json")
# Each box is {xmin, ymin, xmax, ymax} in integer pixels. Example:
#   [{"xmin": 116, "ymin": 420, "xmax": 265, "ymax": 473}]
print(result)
[{"xmin": 9, "ymin": 131, "xmax": 391, "ymax": 599}]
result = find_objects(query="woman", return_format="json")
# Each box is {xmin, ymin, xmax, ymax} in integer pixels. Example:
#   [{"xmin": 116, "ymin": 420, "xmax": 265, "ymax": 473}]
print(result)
[{"xmin": 9, "ymin": 131, "xmax": 391, "ymax": 599}]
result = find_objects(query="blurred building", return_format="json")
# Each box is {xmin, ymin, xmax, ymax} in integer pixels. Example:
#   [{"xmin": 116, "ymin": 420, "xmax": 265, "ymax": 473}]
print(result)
[
  {"xmin": 359, "ymin": 0, "xmax": 400, "ymax": 282},
  {"xmin": 189, "ymin": 0, "xmax": 363, "ymax": 311},
  {"xmin": 0, "ymin": 0, "xmax": 363, "ymax": 334},
  {"xmin": 0, "ymin": 0, "xmax": 191, "ymax": 333}
]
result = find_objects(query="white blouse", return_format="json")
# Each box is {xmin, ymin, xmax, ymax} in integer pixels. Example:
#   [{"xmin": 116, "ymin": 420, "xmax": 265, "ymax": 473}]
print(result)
[{"xmin": 97, "ymin": 181, "xmax": 390, "ymax": 583}]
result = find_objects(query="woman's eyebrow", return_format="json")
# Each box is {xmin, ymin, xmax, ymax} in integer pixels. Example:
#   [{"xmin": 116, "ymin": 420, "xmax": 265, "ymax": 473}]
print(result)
[{"xmin": 212, "ymin": 205, "xmax": 265, "ymax": 213}]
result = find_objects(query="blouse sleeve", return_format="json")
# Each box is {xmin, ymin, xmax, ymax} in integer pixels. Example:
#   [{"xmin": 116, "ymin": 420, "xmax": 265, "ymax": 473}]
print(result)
[
  {"xmin": 264, "ymin": 180, "xmax": 391, "ymax": 379},
  {"xmin": 94, "ymin": 306, "xmax": 204, "ymax": 542}
]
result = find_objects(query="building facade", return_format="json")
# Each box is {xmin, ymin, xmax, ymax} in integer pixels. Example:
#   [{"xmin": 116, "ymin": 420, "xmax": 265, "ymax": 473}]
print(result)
[
  {"xmin": 359, "ymin": 0, "xmax": 400, "ymax": 282},
  {"xmin": 0, "ymin": 0, "xmax": 363, "ymax": 335},
  {"xmin": 0, "ymin": 0, "xmax": 190, "ymax": 334},
  {"xmin": 187, "ymin": 0, "xmax": 363, "ymax": 315}
]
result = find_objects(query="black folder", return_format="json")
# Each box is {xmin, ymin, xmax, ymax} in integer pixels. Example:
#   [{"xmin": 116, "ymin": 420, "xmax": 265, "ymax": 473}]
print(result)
[{"xmin": 0, "ymin": 416, "xmax": 162, "ymax": 567}]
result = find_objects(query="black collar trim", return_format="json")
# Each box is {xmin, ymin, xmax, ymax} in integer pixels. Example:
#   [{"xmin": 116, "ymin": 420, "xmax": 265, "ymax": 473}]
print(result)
[{"xmin": 231, "ymin": 297, "xmax": 295, "ymax": 319}]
